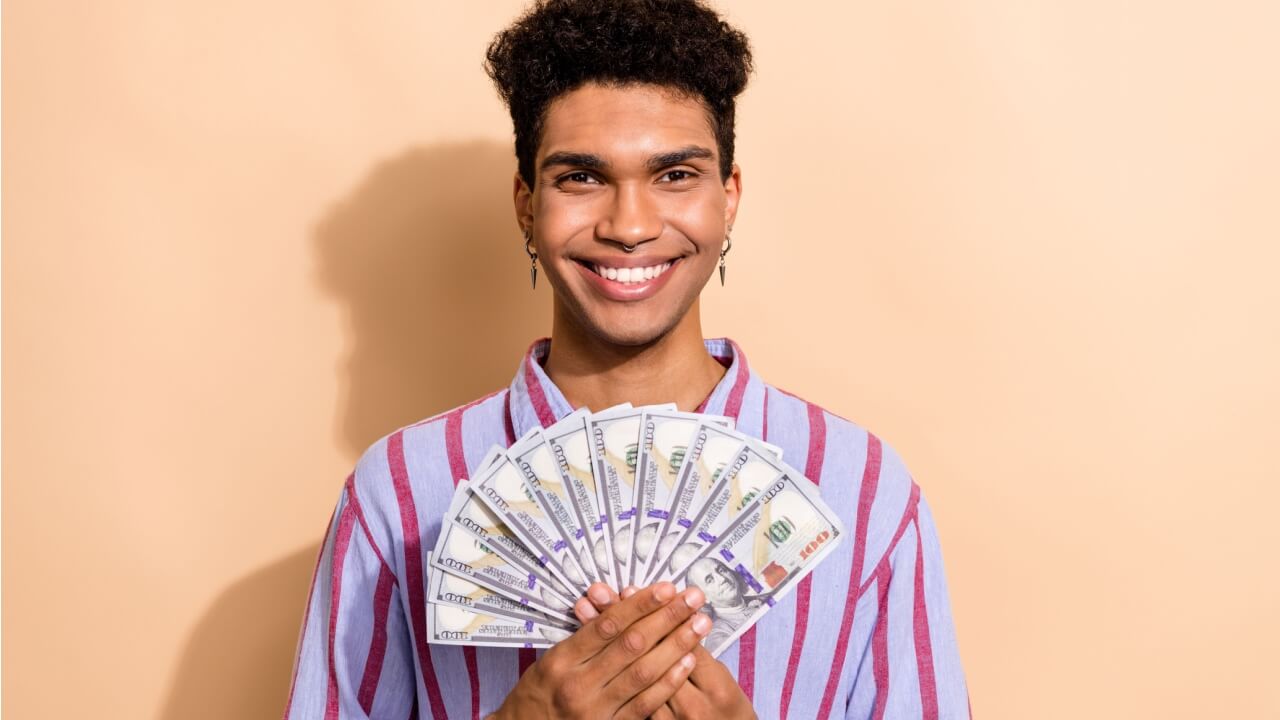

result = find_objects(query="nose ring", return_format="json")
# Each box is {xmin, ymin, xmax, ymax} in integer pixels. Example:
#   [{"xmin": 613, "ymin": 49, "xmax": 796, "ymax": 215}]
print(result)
[{"xmin": 622, "ymin": 243, "xmax": 637, "ymax": 253}]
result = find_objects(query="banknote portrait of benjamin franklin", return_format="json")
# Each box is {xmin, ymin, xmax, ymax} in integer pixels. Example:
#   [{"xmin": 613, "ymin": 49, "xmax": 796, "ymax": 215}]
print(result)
[{"xmin": 685, "ymin": 557, "xmax": 769, "ymax": 649}]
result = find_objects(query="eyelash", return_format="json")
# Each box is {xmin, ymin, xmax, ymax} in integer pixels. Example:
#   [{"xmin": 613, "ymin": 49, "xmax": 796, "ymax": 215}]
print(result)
[{"xmin": 555, "ymin": 169, "xmax": 696, "ymax": 186}]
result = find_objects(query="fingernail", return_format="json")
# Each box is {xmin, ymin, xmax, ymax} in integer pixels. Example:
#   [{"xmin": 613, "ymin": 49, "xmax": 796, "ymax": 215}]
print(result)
[
  {"xmin": 683, "ymin": 587, "xmax": 705, "ymax": 609},
  {"xmin": 589, "ymin": 585, "xmax": 612, "ymax": 605},
  {"xmin": 622, "ymin": 586, "xmax": 638, "ymax": 599},
  {"xmin": 577, "ymin": 600, "xmax": 599, "ymax": 620},
  {"xmin": 692, "ymin": 613, "xmax": 712, "ymax": 635},
  {"xmin": 654, "ymin": 583, "xmax": 675, "ymax": 602},
  {"xmin": 680, "ymin": 653, "xmax": 695, "ymax": 670}
]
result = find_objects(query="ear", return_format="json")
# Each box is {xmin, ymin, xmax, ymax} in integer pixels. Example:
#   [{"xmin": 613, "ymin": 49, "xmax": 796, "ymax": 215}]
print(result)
[
  {"xmin": 722, "ymin": 162, "xmax": 742, "ymax": 231},
  {"xmin": 513, "ymin": 171, "xmax": 534, "ymax": 235}
]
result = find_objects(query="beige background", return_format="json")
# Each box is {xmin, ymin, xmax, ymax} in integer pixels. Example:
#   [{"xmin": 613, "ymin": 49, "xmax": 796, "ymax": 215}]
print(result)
[{"xmin": 5, "ymin": 1, "xmax": 1278, "ymax": 718}]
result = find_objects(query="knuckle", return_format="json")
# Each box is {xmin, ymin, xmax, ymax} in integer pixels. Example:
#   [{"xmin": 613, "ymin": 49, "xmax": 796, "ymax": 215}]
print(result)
[
  {"xmin": 621, "ymin": 628, "xmax": 647, "ymax": 655},
  {"xmin": 594, "ymin": 615, "xmax": 620, "ymax": 641},
  {"xmin": 538, "ymin": 652, "xmax": 565, "ymax": 679},
  {"xmin": 628, "ymin": 660, "xmax": 657, "ymax": 687},
  {"xmin": 664, "ymin": 599, "xmax": 687, "ymax": 624},
  {"xmin": 551, "ymin": 677, "xmax": 586, "ymax": 714}
]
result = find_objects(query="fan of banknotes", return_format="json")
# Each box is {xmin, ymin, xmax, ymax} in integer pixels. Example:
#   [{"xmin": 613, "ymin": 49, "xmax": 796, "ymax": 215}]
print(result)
[{"xmin": 426, "ymin": 403, "xmax": 845, "ymax": 658}]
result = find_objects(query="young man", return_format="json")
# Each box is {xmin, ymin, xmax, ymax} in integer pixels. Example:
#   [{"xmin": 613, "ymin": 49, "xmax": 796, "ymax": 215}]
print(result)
[{"xmin": 284, "ymin": 1, "xmax": 969, "ymax": 718}]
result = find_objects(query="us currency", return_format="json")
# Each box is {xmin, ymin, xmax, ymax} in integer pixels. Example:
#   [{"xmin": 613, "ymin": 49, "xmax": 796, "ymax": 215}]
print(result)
[
  {"xmin": 648, "ymin": 439, "xmax": 788, "ymax": 585},
  {"xmin": 443, "ymin": 478, "xmax": 577, "ymax": 606},
  {"xmin": 471, "ymin": 449, "xmax": 593, "ymax": 593},
  {"xmin": 427, "ymin": 554, "xmax": 575, "ymax": 629},
  {"xmin": 587, "ymin": 404, "xmax": 674, "ymax": 585},
  {"xmin": 508, "ymin": 419, "xmax": 603, "ymax": 587},
  {"xmin": 426, "ymin": 601, "xmax": 572, "ymax": 648},
  {"xmin": 544, "ymin": 411, "xmax": 618, "ymax": 588},
  {"xmin": 630, "ymin": 409, "xmax": 733, "ymax": 586},
  {"xmin": 672, "ymin": 469, "xmax": 843, "ymax": 657},
  {"xmin": 431, "ymin": 518, "xmax": 578, "ymax": 623}
]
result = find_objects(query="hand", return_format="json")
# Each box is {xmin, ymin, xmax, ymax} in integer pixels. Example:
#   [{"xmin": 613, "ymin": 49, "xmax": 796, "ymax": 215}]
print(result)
[
  {"xmin": 651, "ymin": 644, "xmax": 757, "ymax": 720},
  {"xmin": 578, "ymin": 585, "xmax": 756, "ymax": 720},
  {"xmin": 487, "ymin": 581, "xmax": 712, "ymax": 720}
]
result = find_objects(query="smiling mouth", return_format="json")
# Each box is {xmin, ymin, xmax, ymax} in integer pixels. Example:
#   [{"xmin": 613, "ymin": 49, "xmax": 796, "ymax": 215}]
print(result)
[{"xmin": 574, "ymin": 259, "xmax": 677, "ymax": 284}]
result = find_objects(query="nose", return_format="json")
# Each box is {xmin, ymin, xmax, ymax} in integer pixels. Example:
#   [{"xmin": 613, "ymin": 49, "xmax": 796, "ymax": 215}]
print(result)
[{"xmin": 596, "ymin": 182, "xmax": 662, "ymax": 251}]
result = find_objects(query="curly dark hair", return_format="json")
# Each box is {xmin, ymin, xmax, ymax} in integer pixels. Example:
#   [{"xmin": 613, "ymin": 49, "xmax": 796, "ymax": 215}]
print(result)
[{"xmin": 484, "ymin": 0, "xmax": 754, "ymax": 188}]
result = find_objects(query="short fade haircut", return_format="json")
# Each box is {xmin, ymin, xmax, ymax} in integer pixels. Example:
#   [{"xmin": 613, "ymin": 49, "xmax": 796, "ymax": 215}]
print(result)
[{"xmin": 484, "ymin": 0, "xmax": 754, "ymax": 188}]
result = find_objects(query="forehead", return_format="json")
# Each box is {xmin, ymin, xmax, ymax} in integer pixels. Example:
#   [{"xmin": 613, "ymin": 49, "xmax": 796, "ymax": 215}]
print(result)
[{"xmin": 538, "ymin": 82, "xmax": 716, "ymax": 162}]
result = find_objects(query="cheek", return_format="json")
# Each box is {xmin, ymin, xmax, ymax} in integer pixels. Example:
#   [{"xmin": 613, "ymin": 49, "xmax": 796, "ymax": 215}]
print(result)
[
  {"xmin": 531, "ymin": 196, "xmax": 598, "ymax": 253},
  {"xmin": 666, "ymin": 198, "xmax": 728, "ymax": 251}
]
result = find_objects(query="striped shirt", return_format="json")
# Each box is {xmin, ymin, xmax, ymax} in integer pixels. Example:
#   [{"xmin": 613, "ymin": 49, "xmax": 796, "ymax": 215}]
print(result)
[{"xmin": 284, "ymin": 337, "xmax": 970, "ymax": 719}]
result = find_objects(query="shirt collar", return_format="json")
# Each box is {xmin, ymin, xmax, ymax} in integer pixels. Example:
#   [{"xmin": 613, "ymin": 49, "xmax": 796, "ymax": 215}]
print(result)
[{"xmin": 505, "ymin": 336, "xmax": 765, "ymax": 441}]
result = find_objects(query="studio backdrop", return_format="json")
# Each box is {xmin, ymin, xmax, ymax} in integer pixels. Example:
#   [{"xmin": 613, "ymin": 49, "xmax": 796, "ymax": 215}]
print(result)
[{"xmin": 4, "ymin": 1, "xmax": 1278, "ymax": 718}]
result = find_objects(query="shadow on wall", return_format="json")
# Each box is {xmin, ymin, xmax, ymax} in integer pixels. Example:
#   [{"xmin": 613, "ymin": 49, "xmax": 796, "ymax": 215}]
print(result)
[
  {"xmin": 316, "ymin": 140, "xmax": 553, "ymax": 460},
  {"xmin": 160, "ymin": 141, "xmax": 551, "ymax": 720},
  {"xmin": 159, "ymin": 546, "xmax": 320, "ymax": 720}
]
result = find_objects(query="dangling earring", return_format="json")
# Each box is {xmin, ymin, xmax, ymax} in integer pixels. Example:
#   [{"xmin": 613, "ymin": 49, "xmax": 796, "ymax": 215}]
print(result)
[
  {"xmin": 719, "ymin": 230, "xmax": 733, "ymax": 286},
  {"xmin": 524, "ymin": 229, "xmax": 537, "ymax": 289}
]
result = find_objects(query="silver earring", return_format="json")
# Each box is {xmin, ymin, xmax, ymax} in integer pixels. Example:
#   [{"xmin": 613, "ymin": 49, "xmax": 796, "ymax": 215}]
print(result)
[
  {"xmin": 719, "ymin": 231, "xmax": 732, "ymax": 286},
  {"xmin": 524, "ymin": 230, "xmax": 537, "ymax": 289}
]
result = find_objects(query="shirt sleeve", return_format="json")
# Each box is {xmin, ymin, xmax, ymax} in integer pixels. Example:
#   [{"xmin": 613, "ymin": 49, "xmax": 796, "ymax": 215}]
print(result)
[
  {"xmin": 846, "ymin": 491, "xmax": 971, "ymax": 719},
  {"xmin": 283, "ymin": 482, "xmax": 418, "ymax": 720}
]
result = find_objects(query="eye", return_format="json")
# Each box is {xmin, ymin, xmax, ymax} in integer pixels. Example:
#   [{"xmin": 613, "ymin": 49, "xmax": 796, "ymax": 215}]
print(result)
[
  {"xmin": 557, "ymin": 171, "xmax": 599, "ymax": 186},
  {"xmin": 659, "ymin": 169, "xmax": 696, "ymax": 183}
]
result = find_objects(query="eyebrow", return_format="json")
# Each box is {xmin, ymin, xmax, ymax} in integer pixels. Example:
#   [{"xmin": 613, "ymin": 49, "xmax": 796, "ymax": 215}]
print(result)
[{"xmin": 539, "ymin": 145, "xmax": 716, "ymax": 174}]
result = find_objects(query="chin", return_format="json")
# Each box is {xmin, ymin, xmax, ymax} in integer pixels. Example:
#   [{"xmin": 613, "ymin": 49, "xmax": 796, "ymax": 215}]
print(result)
[
  {"xmin": 587, "ymin": 318, "xmax": 676, "ymax": 347},
  {"xmin": 549, "ymin": 271, "xmax": 703, "ymax": 347}
]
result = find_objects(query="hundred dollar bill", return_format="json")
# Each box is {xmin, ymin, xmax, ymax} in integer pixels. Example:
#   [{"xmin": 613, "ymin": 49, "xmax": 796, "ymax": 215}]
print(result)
[
  {"xmin": 426, "ymin": 601, "xmax": 572, "ymax": 648},
  {"xmin": 471, "ymin": 448, "xmax": 592, "ymax": 593},
  {"xmin": 587, "ymin": 404, "xmax": 675, "ymax": 586},
  {"xmin": 427, "ymin": 553, "xmax": 575, "ymax": 629},
  {"xmin": 508, "ymin": 418, "xmax": 603, "ymax": 587},
  {"xmin": 642, "ymin": 423, "xmax": 783, "ymax": 584},
  {"xmin": 442, "ymin": 475, "xmax": 577, "ymax": 601},
  {"xmin": 431, "ymin": 518, "xmax": 578, "ymax": 623},
  {"xmin": 648, "ymin": 439, "xmax": 788, "ymax": 584},
  {"xmin": 672, "ymin": 469, "xmax": 843, "ymax": 657},
  {"xmin": 630, "ymin": 409, "xmax": 733, "ymax": 586},
  {"xmin": 543, "ymin": 410, "xmax": 618, "ymax": 588}
]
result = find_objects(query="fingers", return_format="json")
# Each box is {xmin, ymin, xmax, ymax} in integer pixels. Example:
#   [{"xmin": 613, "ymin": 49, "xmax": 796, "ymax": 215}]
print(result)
[
  {"xmin": 574, "ymin": 597, "xmax": 596, "ymax": 623},
  {"xmin": 574, "ymin": 583, "xmax": 618, "ymax": 623},
  {"xmin": 650, "ymin": 703, "xmax": 678, "ymax": 720},
  {"xmin": 559, "ymin": 582, "xmax": 682, "ymax": 660},
  {"xmin": 573, "ymin": 581, "xmax": 621, "ymax": 623},
  {"xmin": 602, "ymin": 606, "xmax": 710, "ymax": 705},
  {"xmin": 589, "ymin": 587, "xmax": 707, "ymax": 687},
  {"xmin": 665, "ymin": 675, "xmax": 704, "ymax": 718},
  {"xmin": 611, "ymin": 653, "xmax": 695, "ymax": 720},
  {"xmin": 686, "ymin": 643, "xmax": 722, "ymax": 688}
]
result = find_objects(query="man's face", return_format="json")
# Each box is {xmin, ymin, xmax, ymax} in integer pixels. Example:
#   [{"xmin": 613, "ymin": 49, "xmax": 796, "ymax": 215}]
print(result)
[
  {"xmin": 515, "ymin": 82, "xmax": 741, "ymax": 346},
  {"xmin": 689, "ymin": 558, "xmax": 742, "ymax": 607}
]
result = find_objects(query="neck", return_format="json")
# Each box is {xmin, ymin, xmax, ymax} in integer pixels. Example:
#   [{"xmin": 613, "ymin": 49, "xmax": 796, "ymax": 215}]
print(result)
[{"xmin": 543, "ymin": 299, "xmax": 728, "ymax": 413}]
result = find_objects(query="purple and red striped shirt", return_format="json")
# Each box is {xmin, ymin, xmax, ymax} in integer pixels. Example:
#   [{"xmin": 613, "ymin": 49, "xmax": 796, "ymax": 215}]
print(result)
[{"xmin": 284, "ymin": 337, "xmax": 970, "ymax": 719}]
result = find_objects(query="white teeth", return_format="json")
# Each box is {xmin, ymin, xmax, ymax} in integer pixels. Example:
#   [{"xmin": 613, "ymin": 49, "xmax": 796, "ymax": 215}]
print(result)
[{"xmin": 590, "ymin": 260, "xmax": 675, "ymax": 284}]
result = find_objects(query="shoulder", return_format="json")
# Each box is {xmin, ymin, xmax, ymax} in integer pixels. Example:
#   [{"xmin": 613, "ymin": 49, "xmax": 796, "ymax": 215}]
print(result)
[
  {"xmin": 343, "ymin": 387, "xmax": 512, "ymax": 556},
  {"xmin": 763, "ymin": 383, "xmax": 922, "ymax": 589}
]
